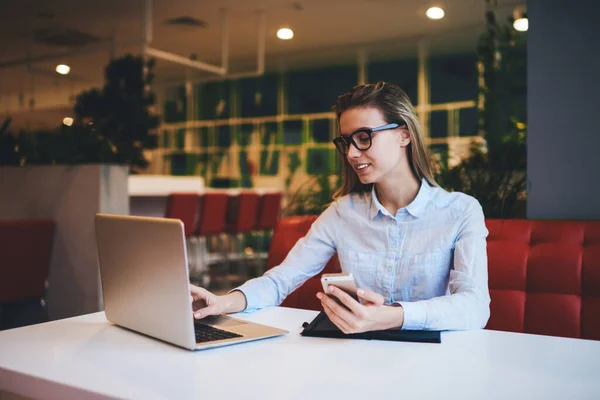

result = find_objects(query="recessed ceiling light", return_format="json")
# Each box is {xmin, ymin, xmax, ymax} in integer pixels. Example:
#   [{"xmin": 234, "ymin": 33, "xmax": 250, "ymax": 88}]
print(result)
[
  {"xmin": 56, "ymin": 64, "xmax": 70, "ymax": 75},
  {"xmin": 63, "ymin": 117, "xmax": 74, "ymax": 126},
  {"xmin": 513, "ymin": 17, "xmax": 528, "ymax": 32},
  {"xmin": 426, "ymin": 7, "xmax": 445, "ymax": 20},
  {"xmin": 277, "ymin": 28, "xmax": 294, "ymax": 40},
  {"xmin": 513, "ymin": 8, "xmax": 528, "ymax": 32}
]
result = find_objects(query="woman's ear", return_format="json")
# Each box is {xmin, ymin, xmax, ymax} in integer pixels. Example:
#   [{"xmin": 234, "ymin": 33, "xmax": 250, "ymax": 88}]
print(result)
[{"xmin": 399, "ymin": 127, "xmax": 411, "ymax": 147}]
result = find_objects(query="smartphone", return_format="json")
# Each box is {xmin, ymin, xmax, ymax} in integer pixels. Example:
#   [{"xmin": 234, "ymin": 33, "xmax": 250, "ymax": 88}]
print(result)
[{"xmin": 321, "ymin": 273, "xmax": 358, "ymax": 300}]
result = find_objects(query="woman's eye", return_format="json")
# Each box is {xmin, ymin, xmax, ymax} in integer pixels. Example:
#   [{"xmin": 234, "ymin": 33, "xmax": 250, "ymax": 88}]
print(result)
[{"xmin": 355, "ymin": 133, "xmax": 369, "ymax": 143}]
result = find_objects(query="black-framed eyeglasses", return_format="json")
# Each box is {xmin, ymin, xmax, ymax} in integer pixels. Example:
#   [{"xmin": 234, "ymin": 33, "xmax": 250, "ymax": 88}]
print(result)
[{"xmin": 333, "ymin": 122, "xmax": 402, "ymax": 155}]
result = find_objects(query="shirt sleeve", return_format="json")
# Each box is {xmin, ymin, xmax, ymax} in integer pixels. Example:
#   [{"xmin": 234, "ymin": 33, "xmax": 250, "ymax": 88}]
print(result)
[
  {"xmin": 232, "ymin": 202, "xmax": 339, "ymax": 312},
  {"xmin": 397, "ymin": 198, "xmax": 491, "ymax": 330}
]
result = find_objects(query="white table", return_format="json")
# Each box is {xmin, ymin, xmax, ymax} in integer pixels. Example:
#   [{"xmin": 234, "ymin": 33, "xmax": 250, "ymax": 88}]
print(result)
[{"xmin": 1, "ymin": 307, "xmax": 599, "ymax": 400}]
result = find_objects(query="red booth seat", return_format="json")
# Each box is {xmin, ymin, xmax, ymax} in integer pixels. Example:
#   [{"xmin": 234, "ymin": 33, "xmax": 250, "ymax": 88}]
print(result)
[
  {"xmin": 486, "ymin": 220, "xmax": 600, "ymax": 340},
  {"xmin": 266, "ymin": 217, "xmax": 600, "ymax": 340}
]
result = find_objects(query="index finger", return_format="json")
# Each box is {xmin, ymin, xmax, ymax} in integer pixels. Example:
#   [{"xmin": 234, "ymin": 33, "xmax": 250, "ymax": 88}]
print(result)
[{"xmin": 327, "ymin": 285, "xmax": 362, "ymax": 314}]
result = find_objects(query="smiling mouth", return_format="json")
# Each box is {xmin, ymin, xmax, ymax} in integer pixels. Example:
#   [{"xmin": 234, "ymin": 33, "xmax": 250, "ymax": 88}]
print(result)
[{"xmin": 355, "ymin": 163, "xmax": 371, "ymax": 171}]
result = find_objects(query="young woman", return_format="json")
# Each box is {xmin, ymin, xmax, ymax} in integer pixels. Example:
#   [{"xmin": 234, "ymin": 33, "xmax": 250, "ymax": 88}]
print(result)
[{"xmin": 190, "ymin": 81, "xmax": 490, "ymax": 333}]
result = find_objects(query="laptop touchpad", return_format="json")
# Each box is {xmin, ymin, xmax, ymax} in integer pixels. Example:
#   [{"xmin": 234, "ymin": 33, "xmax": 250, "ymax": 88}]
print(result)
[{"xmin": 200, "ymin": 315, "xmax": 248, "ymax": 327}]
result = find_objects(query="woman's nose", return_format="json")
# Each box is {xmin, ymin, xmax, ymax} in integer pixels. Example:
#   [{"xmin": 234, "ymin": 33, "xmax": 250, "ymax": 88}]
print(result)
[{"xmin": 347, "ymin": 143, "xmax": 361, "ymax": 158}]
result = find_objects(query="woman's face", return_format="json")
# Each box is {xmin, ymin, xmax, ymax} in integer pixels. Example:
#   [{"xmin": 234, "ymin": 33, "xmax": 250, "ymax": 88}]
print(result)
[{"xmin": 338, "ymin": 107, "xmax": 409, "ymax": 185}]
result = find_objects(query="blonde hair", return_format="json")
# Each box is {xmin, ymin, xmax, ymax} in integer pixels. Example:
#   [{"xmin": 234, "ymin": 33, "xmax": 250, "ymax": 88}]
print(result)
[{"xmin": 332, "ymin": 81, "xmax": 438, "ymax": 200}]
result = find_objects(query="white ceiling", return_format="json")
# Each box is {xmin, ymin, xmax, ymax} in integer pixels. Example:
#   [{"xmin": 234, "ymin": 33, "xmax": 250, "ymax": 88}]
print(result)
[{"xmin": 0, "ymin": 0, "xmax": 524, "ymax": 127}]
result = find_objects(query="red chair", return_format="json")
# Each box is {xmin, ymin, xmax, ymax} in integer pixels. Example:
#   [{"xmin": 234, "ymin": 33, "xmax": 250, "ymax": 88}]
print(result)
[
  {"xmin": 196, "ymin": 192, "xmax": 231, "ymax": 285},
  {"xmin": 164, "ymin": 193, "xmax": 202, "ymax": 279},
  {"xmin": 224, "ymin": 192, "xmax": 261, "ymax": 280},
  {"xmin": 256, "ymin": 192, "xmax": 283, "ymax": 231},
  {"xmin": 0, "ymin": 220, "xmax": 55, "ymax": 329},
  {"xmin": 197, "ymin": 192, "xmax": 230, "ymax": 236},
  {"xmin": 226, "ymin": 192, "xmax": 261, "ymax": 234},
  {"xmin": 165, "ymin": 193, "xmax": 200, "ymax": 237},
  {"xmin": 255, "ymin": 192, "xmax": 283, "ymax": 273}
]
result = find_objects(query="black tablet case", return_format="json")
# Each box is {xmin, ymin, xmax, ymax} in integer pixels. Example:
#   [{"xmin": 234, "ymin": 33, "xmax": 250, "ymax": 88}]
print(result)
[{"xmin": 300, "ymin": 311, "xmax": 442, "ymax": 343}]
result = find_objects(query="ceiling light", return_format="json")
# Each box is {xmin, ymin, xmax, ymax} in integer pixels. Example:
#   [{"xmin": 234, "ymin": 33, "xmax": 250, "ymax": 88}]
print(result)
[
  {"xmin": 513, "ymin": 8, "xmax": 528, "ymax": 32},
  {"xmin": 277, "ymin": 28, "xmax": 294, "ymax": 40},
  {"xmin": 56, "ymin": 64, "xmax": 70, "ymax": 75},
  {"xmin": 513, "ymin": 17, "xmax": 528, "ymax": 32},
  {"xmin": 63, "ymin": 117, "xmax": 74, "ymax": 126},
  {"xmin": 426, "ymin": 7, "xmax": 445, "ymax": 20}
]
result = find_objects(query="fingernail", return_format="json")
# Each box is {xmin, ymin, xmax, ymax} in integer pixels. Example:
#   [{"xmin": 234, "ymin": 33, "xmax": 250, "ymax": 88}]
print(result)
[
  {"xmin": 316, "ymin": 293, "xmax": 322, "ymax": 300},
  {"xmin": 357, "ymin": 289, "xmax": 364, "ymax": 296},
  {"xmin": 328, "ymin": 286, "xmax": 335, "ymax": 293},
  {"xmin": 194, "ymin": 312, "xmax": 201, "ymax": 319}
]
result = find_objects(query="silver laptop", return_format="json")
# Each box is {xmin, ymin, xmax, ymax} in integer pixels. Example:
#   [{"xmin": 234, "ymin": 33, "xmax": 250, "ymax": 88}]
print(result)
[{"xmin": 95, "ymin": 213, "xmax": 288, "ymax": 351}]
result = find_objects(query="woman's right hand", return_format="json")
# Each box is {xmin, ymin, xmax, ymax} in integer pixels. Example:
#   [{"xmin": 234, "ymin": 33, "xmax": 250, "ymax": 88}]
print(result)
[
  {"xmin": 190, "ymin": 284, "xmax": 248, "ymax": 319},
  {"xmin": 190, "ymin": 284, "xmax": 223, "ymax": 319}
]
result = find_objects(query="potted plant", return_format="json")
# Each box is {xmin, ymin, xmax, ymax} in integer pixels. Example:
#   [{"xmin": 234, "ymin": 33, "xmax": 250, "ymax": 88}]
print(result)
[{"xmin": 435, "ymin": 7, "xmax": 527, "ymax": 218}]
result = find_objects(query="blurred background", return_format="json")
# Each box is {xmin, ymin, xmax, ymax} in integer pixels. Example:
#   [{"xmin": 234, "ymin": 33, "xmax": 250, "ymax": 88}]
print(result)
[{"xmin": 0, "ymin": 0, "xmax": 527, "ymax": 218}]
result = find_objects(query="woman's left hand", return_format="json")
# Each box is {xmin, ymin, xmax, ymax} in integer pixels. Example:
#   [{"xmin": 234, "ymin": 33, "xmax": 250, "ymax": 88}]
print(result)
[{"xmin": 316, "ymin": 286, "xmax": 404, "ymax": 334}]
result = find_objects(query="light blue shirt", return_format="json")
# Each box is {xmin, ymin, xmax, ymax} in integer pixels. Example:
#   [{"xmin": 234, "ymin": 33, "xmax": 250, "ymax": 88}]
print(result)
[{"xmin": 236, "ymin": 179, "xmax": 490, "ymax": 331}]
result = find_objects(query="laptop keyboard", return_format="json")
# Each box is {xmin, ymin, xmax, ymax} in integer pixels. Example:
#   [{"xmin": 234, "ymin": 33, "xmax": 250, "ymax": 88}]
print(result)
[{"xmin": 194, "ymin": 322, "xmax": 243, "ymax": 343}]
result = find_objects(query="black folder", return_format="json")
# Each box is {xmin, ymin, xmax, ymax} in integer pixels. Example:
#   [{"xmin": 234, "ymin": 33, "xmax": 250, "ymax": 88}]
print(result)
[{"xmin": 300, "ymin": 311, "xmax": 441, "ymax": 343}]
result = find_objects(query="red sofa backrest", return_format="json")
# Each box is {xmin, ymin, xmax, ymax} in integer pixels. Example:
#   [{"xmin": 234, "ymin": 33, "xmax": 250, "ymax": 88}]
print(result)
[
  {"xmin": 486, "ymin": 219, "xmax": 600, "ymax": 340},
  {"xmin": 266, "ymin": 215, "xmax": 339, "ymax": 311},
  {"xmin": 267, "ymin": 216, "xmax": 600, "ymax": 340}
]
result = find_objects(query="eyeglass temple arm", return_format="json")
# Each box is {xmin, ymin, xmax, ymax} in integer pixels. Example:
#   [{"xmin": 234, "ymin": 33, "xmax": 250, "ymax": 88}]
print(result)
[{"xmin": 371, "ymin": 122, "xmax": 400, "ymax": 132}]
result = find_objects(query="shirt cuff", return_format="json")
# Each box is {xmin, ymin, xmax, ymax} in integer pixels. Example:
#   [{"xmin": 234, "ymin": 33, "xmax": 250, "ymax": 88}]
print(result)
[
  {"xmin": 227, "ymin": 284, "xmax": 255, "ymax": 313},
  {"xmin": 396, "ymin": 301, "xmax": 427, "ymax": 330}
]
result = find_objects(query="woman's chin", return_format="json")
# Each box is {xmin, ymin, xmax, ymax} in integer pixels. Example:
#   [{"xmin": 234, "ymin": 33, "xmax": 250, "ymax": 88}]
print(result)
[{"xmin": 357, "ymin": 175, "xmax": 375, "ymax": 184}]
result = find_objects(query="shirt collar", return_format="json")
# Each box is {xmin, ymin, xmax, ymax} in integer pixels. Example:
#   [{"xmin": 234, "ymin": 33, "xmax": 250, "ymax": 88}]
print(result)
[{"xmin": 369, "ymin": 178, "xmax": 432, "ymax": 220}]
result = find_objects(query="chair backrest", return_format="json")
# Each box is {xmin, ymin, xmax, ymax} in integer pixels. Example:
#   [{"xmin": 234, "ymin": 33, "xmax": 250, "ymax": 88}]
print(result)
[
  {"xmin": 0, "ymin": 220, "xmax": 55, "ymax": 302},
  {"xmin": 226, "ymin": 192, "xmax": 261, "ymax": 233},
  {"xmin": 486, "ymin": 219, "xmax": 600, "ymax": 340},
  {"xmin": 256, "ymin": 192, "xmax": 283, "ymax": 231},
  {"xmin": 165, "ymin": 193, "xmax": 201, "ymax": 237},
  {"xmin": 197, "ymin": 192, "xmax": 230, "ymax": 235},
  {"xmin": 266, "ymin": 215, "xmax": 340, "ymax": 311},
  {"xmin": 266, "ymin": 216, "xmax": 600, "ymax": 340}
]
